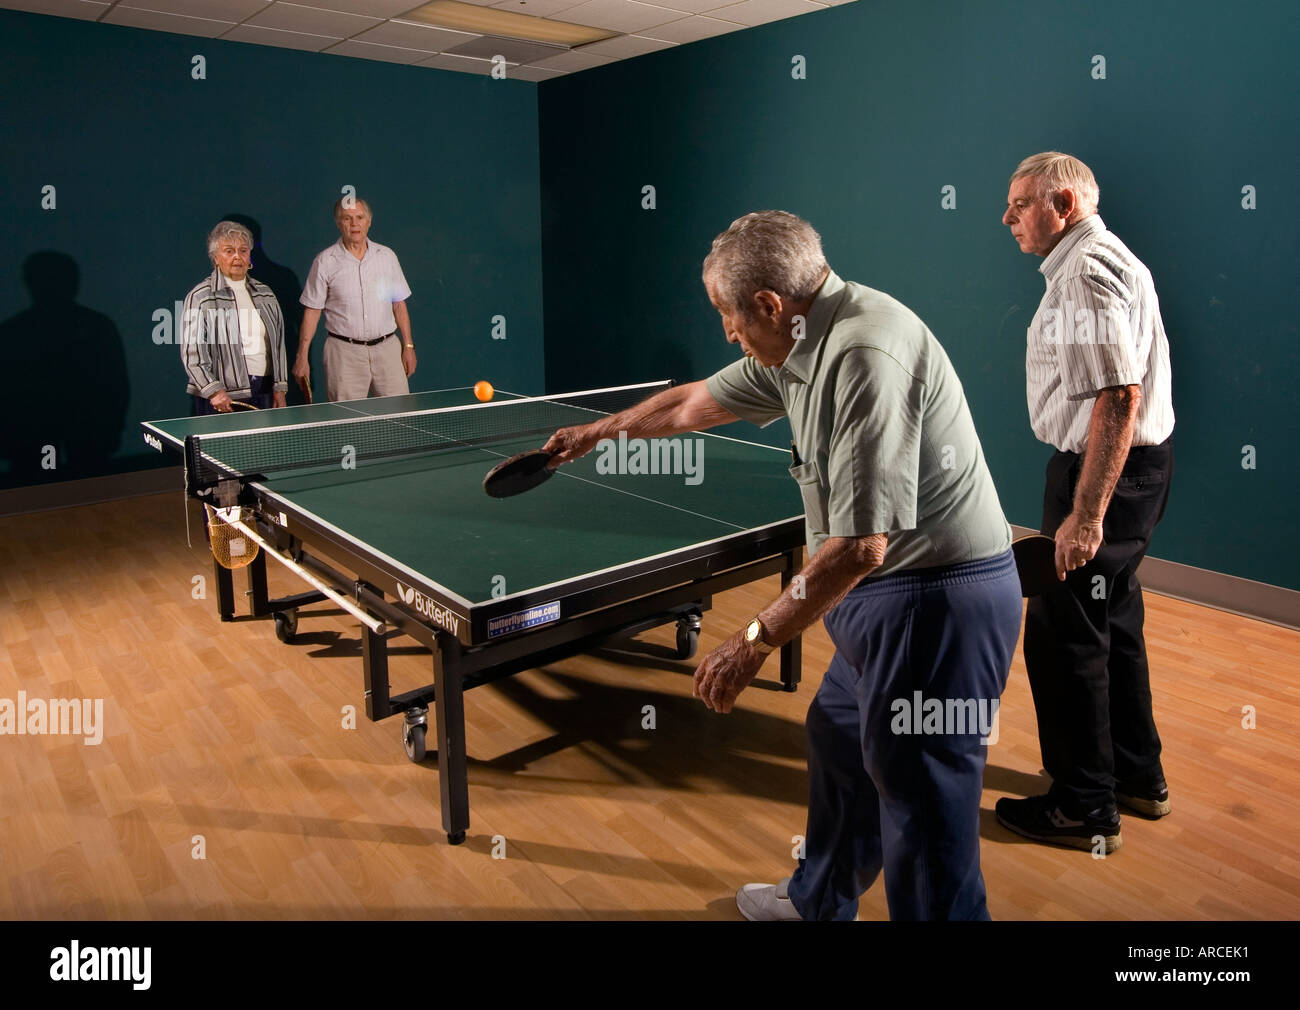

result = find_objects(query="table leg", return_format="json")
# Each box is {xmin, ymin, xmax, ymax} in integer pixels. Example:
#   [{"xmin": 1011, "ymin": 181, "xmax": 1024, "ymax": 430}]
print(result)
[
  {"xmin": 214, "ymin": 556, "xmax": 235, "ymax": 621},
  {"xmin": 248, "ymin": 550, "xmax": 269, "ymax": 617},
  {"xmin": 432, "ymin": 635, "xmax": 470, "ymax": 844},
  {"xmin": 780, "ymin": 552, "xmax": 803, "ymax": 691},
  {"xmin": 362, "ymin": 620, "xmax": 391, "ymax": 720}
]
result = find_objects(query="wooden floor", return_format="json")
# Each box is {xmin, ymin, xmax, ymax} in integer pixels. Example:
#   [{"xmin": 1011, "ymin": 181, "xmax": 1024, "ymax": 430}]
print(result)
[{"xmin": 0, "ymin": 491, "xmax": 1296, "ymax": 920}]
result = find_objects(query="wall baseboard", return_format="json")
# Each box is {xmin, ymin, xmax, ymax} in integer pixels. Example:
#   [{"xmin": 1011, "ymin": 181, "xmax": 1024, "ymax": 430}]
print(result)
[
  {"xmin": 1011, "ymin": 526, "xmax": 1298, "ymax": 633},
  {"xmin": 0, "ymin": 467, "xmax": 181, "ymax": 517}
]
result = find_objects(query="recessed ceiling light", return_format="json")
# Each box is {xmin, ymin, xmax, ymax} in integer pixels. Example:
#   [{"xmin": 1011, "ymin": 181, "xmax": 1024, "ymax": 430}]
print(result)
[{"xmin": 400, "ymin": 1, "xmax": 618, "ymax": 47}]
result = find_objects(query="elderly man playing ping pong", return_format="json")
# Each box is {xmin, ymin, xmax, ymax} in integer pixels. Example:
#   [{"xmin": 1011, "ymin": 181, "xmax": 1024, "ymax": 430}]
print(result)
[{"xmin": 543, "ymin": 211, "xmax": 1021, "ymax": 921}]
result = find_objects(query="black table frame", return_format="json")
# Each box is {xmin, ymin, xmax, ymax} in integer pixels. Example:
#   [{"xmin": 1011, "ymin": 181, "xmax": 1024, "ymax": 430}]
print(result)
[{"xmin": 204, "ymin": 488, "xmax": 805, "ymax": 844}]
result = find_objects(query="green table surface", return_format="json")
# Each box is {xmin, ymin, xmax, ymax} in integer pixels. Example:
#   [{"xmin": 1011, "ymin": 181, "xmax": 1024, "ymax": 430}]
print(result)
[{"xmin": 145, "ymin": 387, "xmax": 804, "ymax": 605}]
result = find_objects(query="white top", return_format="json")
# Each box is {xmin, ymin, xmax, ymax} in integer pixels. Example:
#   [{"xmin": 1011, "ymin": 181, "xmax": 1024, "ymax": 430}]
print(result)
[
  {"xmin": 224, "ymin": 274, "xmax": 267, "ymax": 377},
  {"xmin": 300, "ymin": 238, "xmax": 412, "ymax": 341},
  {"xmin": 1025, "ymin": 215, "xmax": 1175, "ymax": 453}
]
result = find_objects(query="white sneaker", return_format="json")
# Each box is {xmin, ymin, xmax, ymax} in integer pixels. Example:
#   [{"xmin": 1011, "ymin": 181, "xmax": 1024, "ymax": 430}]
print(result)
[{"xmin": 736, "ymin": 876, "xmax": 804, "ymax": 921}]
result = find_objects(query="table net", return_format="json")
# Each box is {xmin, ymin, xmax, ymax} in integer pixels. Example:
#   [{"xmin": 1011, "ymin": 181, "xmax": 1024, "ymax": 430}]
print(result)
[{"xmin": 183, "ymin": 382, "xmax": 671, "ymax": 490}]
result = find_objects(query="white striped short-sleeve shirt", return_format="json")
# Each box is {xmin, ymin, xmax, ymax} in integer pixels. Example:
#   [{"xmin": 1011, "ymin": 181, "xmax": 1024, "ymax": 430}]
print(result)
[
  {"xmin": 300, "ymin": 238, "xmax": 412, "ymax": 341},
  {"xmin": 1026, "ymin": 215, "xmax": 1174, "ymax": 453}
]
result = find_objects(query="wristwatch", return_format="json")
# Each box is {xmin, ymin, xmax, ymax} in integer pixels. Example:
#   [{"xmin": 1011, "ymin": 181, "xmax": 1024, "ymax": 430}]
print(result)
[{"xmin": 744, "ymin": 617, "xmax": 775, "ymax": 655}]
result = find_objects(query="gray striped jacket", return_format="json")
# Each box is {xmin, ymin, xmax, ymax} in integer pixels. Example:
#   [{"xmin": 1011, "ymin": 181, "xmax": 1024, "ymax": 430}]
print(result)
[{"xmin": 180, "ymin": 269, "xmax": 288, "ymax": 399}]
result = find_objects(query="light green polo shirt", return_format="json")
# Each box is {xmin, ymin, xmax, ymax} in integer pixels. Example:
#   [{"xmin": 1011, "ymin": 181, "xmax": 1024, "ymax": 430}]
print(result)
[{"xmin": 706, "ymin": 271, "xmax": 1010, "ymax": 575}]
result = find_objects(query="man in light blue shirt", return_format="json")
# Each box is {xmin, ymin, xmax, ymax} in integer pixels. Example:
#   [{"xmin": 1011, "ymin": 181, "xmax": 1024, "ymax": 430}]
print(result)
[{"xmin": 294, "ymin": 198, "xmax": 417, "ymax": 402}]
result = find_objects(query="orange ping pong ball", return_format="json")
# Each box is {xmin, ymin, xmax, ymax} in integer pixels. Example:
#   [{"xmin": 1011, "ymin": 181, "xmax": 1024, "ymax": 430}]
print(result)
[{"xmin": 474, "ymin": 381, "xmax": 494, "ymax": 402}]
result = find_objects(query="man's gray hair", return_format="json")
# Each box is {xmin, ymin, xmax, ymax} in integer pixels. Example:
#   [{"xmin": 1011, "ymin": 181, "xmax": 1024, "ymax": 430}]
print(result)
[
  {"xmin": 206, "ymin": 220, "xmax": 253, "ymax": 263},
  {"xmin": 1010, "ymin": 151, "xmax": 1100, "ymax": 215},
  {"xmin": 703, "ymin": 211, "xmax": 829, "ymax": 316},
  {"xmin": 333, "ymin": 196, "xmax": 373, "ymax": 220}
]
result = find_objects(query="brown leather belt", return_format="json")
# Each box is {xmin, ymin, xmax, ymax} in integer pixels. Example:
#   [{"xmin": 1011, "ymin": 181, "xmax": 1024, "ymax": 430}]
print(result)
[{"xmin": 328, "ymin": 330, "xmax": 395, "ymax": 347}]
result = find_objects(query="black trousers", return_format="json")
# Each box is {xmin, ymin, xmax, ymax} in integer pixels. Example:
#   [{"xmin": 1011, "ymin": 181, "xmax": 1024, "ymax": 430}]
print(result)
[{"xmin": 1023, "ymin": 438, "xmax": 1173, "ymax": 813}]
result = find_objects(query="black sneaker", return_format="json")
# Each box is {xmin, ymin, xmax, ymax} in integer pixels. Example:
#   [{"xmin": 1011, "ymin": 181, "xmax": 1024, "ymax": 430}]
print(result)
[
  {"xmin": 996, "ymin": 794, "xmax": 1122, "ymax": 853},
  {"xmin": 1115, "ymin": 777, "xmax": 1171, "ymax": 819}
]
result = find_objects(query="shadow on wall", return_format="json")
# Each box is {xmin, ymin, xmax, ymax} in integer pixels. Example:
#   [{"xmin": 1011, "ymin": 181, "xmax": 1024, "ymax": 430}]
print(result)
[
  {"xmin": 221, "ymin": 212, "xmax": 306, "ymax": 405},
  {"xmin": 0, "ymin": 251, "xmax": 128, "ymax": 488}
]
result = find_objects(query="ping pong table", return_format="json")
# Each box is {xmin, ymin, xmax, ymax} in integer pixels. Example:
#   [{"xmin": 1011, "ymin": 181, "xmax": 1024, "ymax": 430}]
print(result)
[{"xmin": 142, "ymin": 382, "xmax": 806, "ymax": 844}]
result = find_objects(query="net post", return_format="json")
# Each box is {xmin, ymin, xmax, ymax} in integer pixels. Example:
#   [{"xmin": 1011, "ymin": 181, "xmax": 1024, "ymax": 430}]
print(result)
[{"xmin": 182, "ymin": 435, "xmax": 203, "ymax": 496}]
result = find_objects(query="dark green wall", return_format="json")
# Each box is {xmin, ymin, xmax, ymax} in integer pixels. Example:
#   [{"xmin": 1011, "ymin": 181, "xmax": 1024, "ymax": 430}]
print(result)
[
  {"xmin": 4, "ymin": 3, "xmax": 1296, "ymax": 591},
  {"xmin": 538, "ymin": 0, "xmax": 1300, "ymax": 590},
  {"xmin": 0, "ymin": 10, "xmax": 543, "ymax": 489}
]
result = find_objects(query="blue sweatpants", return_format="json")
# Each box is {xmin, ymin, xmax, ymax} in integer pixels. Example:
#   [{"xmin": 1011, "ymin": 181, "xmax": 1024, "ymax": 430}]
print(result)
[{"xmin": 787, "ymin": 551, "xmax": 1022, "ymax": 921}]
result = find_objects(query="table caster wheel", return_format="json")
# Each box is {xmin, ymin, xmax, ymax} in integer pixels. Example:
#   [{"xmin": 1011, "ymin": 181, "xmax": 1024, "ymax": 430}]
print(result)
[
  {"xmin": 675, "ymin": 615, "xmax": 701, "ymax": 659},
  {"xmin": 403, "ymin": 722, "xmax": 427, "ymax": 763},
  {"xmin": 447, "ymin": 831, "xmax": 466, "ymax": 845},
  {"xmin": 274, "ymin": 609, "xmax": 298, "ymax": 643}
]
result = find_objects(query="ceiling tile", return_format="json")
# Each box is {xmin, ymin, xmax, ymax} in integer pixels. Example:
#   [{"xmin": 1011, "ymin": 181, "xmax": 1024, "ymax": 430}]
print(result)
[
  {"xmin": 0, "ymin": 0, "xmax": 107, "ymax": 19},
  {"xmin": 708, "ymin": 0, "xmax": 824, "ymax": 27},
  {"xmin": 525, "ymin": 48, "xmax": 612, "ymax": 71},
  {"xmin": 221, "ymin": 23, "xmax": 337, "ymax": 49},
  {"xmin": 636, "ymin": 0, "xmax": 734, "ymax": 13},
  {"xmin": 246, "ymin": 3, "xmax": 383, "ymax": 37},
  {"xmin": 104, "ymin": 6, "xmax": 235, "ymax": 37},
  {"xmin": 353, "ymin": 19, "xmax": 478, "ymax": 51},
  {"xmin": 119, "ymin": 0, "xmax": 271, "ymax": 18},
  {"xmin": 508, "ymin": 63, "xmax": 566, "ymax": 80},
  {"xmin": 576, "ymin": 33, "xmax": 674, "ymax": 57},
  {"xmin": 445, "ymin": 36, "xmax": 567, "ymax": 63},
  {"xmin": 289, "ymin": 0, "xmax": 422, "ymax": 15},
  {"xmin": 417, "ymin": 52, "xmax": 501, "ymax": 74},
  {"xmin": 640, "ymin": 14, "xmax": 740, "ymax": 42},
  {"xmin": 553, "ymin": 0, "xmax": 683, "ymax": 34},
  {"xmin": 324, "ymin": 38, "xmax": 436, "ymax": 63}
]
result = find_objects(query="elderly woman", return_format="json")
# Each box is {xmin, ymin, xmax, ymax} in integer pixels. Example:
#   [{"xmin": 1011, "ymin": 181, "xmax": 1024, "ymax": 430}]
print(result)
[{"xmin": 181, "ymin": 220, "xmax": 288, "ymax": 414}]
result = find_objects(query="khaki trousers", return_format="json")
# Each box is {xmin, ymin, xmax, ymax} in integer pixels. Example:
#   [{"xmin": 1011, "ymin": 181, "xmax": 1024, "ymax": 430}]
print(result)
[{"xmin": 323, "ymin": 333, "xmax": 409, "ymax": 401}]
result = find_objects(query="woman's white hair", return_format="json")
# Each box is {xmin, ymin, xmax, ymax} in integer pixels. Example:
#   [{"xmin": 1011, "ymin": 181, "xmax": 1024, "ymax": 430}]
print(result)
[
  {"xmin": 703, "ymin": 211, "xmax": 828, "ymax": 317},
  {"xmin": 1010, "ymin": 151, "xmax": 1100, "ymax": 215},
  {"xmin": 207, "ymin": 220, "xmax": 253, "ymax": 263}
]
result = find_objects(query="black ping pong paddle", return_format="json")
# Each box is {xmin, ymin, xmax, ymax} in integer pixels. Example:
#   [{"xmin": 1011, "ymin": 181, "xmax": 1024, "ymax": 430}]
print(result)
[
  {"xmin": 483, "ymin": 449, "xmax": 556, "ymax": 498},
  {"xmin": 1012, "ymin": 534, "xmax": 1062, "ymax": 596}
]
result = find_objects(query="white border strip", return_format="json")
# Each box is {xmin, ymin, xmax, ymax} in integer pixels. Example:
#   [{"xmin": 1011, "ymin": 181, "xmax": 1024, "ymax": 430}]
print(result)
[
  {"xmin": 184, "ymin": 381, "xmax": 672, "ymax": 443},
  {"xmin": 254, "ymin": 478, "xmax": 802, "ymax": 611},
  {"xmin": 486, "ymin": 517, "xmax": 805, "ymax": 606},
  {"xmin": 143, "ymin": 381, "xmax": 792, "ymax": 460}
]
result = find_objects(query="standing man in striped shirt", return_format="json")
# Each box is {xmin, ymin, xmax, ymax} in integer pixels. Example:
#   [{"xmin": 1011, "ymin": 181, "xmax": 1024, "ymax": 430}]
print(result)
[
  {"xmin": 996, "ymin": 152, "xmax": 1175, "ymax": 854},
  {"xmin": 294, "ymin": 197, "xmax": 417, "ymax": 402}
]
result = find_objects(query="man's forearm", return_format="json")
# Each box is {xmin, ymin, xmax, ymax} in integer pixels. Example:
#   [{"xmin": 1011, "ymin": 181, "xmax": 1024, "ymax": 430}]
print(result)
[
  {"xmin": 588, "ymin": 380, "xmax": 737, "ymax": 440},
  {"xmin": 298, "ymin": 308, "xmax": 321, "ymax": 354},
  {"xmin": 393, "ymin": 301, "xmax": 412, "ymax": 345},
  {"xmin": 757, "ymin": 534, "xmax": 888, "ymax": 647},
  {"xmin": 1074, "ymin": 385, "xmax": 1140, "ymax": 522}
]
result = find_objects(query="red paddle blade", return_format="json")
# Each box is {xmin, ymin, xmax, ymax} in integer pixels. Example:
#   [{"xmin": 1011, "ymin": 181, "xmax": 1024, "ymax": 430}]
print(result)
[
  {"xmin": 483, "ymin": 449, "xmax": 555, "ymax": 498},
  {"xmin": 1012, "ymin": 535, "xmax": 1060, "ymax": 596}
]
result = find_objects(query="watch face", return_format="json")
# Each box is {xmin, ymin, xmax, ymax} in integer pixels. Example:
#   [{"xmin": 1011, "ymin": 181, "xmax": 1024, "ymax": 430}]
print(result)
[{"xmin": 746, "ymin": 619, "xmax": 761, "ymax": 642}]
